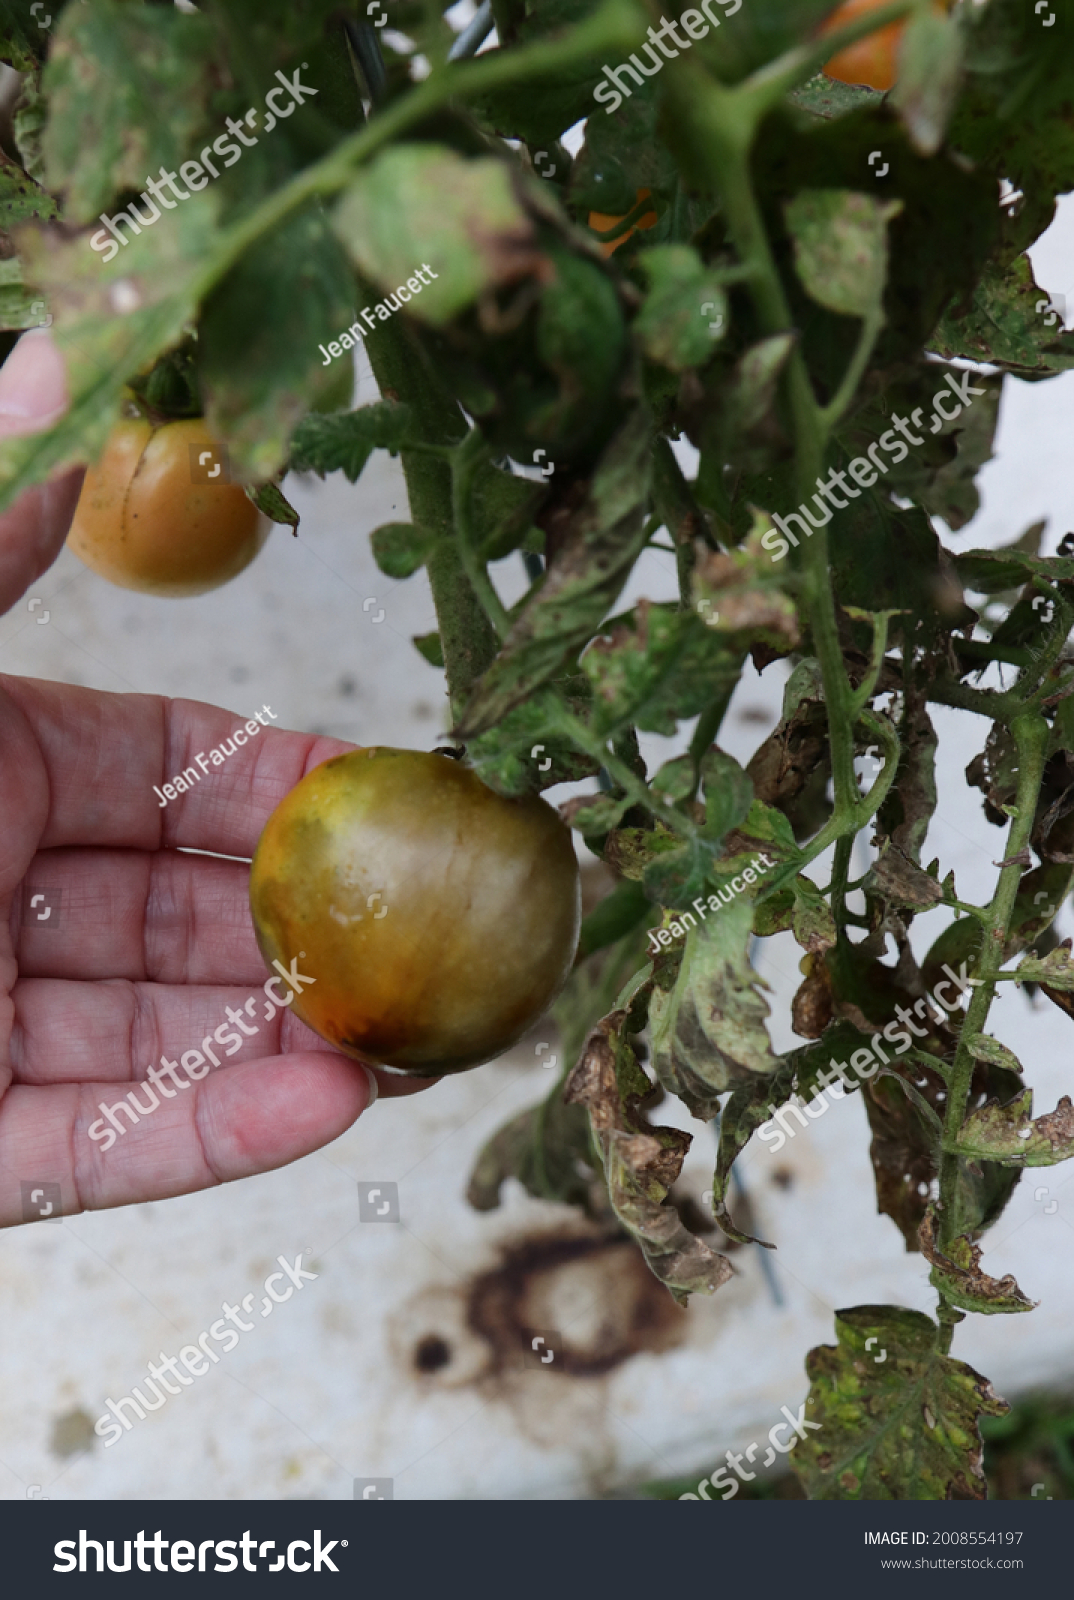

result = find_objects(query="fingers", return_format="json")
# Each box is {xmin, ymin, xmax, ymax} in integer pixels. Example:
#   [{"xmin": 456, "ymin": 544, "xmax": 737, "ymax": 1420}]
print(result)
[
  {"xmin": 0, "ymin": 330, "xmax": 83, "ymax": 618},
  {"xmin": 0, "ymin": 680, "xmax": 353, "ymax": 857},
  {"xmin": 8, "ymin": 973, "xmax": 436, "ymax": 1107},
  {"xmin": 12, "ymin": 848, "xmax": 263, "ymax": 984},
  {"xmin": 0, "ymin": 1051, "xmax": 376, "ymax": 1225}
]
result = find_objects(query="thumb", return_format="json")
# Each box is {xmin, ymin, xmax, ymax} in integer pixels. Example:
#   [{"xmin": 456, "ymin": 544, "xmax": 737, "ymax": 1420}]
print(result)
[{"xmin": 0, "ymin": 329, "xmax": 84, "ymax": 618}]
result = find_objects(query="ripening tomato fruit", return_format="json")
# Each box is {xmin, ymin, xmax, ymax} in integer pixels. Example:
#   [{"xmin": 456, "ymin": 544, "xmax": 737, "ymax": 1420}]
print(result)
[
  {"xmin": 67, "ymin": 416, "xmax": 267, "ymax": 597},
  {"xmin": 821, "ymin": 0, "xmax": 905, "ymax": 91},
  {"xmin": 249, "ymin": 748, "xmax": 581, "ymax": 1076},
  {"xmin": 589, "ymin": 187, "xmax": 658, "ymax": 257}
]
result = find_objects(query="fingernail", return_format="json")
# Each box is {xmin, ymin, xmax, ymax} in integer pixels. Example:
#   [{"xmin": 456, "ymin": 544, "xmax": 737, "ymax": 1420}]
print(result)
[
  {"xmin": 0, "ymin": 330, "xmax": 69, "ymax": 434},
  {"xmin": 361, "ymin": 1065, "xmax": 379, "ymax": 1107}
]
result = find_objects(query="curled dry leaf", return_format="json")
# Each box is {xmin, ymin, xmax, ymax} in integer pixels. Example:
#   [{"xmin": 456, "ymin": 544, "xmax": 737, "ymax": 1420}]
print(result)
[
  {"xmin": 564, "ymin": 1010, "xmax": 732, "ymax": 1304},
  {"xmin": 918, "ymin": 1210, "xmax": 1035, "ymax": 1315}
]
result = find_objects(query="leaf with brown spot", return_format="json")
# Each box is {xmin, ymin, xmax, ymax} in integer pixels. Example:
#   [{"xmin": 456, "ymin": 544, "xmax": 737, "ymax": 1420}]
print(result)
[
  {"xmin": 956, "ymin": 1088, "xmax": 1074, "ymax": 1168},
  {"xmin": 919, "ymin": 1210, "xmax": 1035, "ymax": 1314},
  {"xmin": 564, "ymin": 1010, "xmax": 732, "ymax": 1303},
  {"xmin": 794, "ymin": 1306, "xmax": 1008, "ymax": 1500}
]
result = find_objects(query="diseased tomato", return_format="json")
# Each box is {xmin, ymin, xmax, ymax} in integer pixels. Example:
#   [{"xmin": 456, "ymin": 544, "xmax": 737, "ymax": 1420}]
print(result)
[
  {"xmin": 67, "ymin": 416, "xmax": 267, "ymax": 597},
  {"xmin": 249, "ymin": 748, "xmax": 581, "ymax": 1076},
  {"xmin": 588, "ymin": 187, "xmax": 658, "ymax": 257},
  {"xmin": 821, "ymin": 0, "xmax": 904, "ymax": 91}
]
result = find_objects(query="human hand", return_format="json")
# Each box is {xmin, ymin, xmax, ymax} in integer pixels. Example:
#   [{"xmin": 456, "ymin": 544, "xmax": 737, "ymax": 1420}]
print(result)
[{"xmin": 0, "ymin": 332, "xmax": 427, "ymax": 1230}]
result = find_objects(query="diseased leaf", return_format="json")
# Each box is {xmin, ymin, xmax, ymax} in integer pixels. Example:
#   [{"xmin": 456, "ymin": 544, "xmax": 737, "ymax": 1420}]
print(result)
[
  {"xmin": 41, "ymin": 0, "xmax": 217, "ymax": 219},
  {"xmin": 649, "ymin": 892, "xmax": 780, "ymax": 1121},
  {"xmin": 0, "ymin": 192, "xmax": 221, "ymax": 511},
  {"xmin": 200, "ymin": 207, "xmax": 358, "ymax": 478},
  {"xmin": 934, "ymin": 253, "xmax": 1074, "ymax": 377},
  {"xmin": 919, "ymin": 1210, "xmax": 1035, "ymax": 1315},
  {"xmin": 1012, "ymin": 940, "xmax": 1074, "ymax": 991},
  {"xmin": 890, "ymin": 5, "xmax": 964, "ymax": 158},
  {"xmin": 467, "ymin": 1094, "xmax": 604, "ymax": 1216},
  {"xmin": 634, "ymin": 244, "xmax": 727, "ymax": 372},
  {"xmin": 582, "ymin": 598, "xmax": 742, "ymax": 737},
  {"xmin": 466, "ymin": 682, "xmax": 601, "ymax": 796},
  {"xmin": 457, "ymin": 408, "xmax": 653, "ymax": 737},
  {"xmin": 794, "ymin": 1306, "xmax": 1008, "ymax": 1500},
  {"xmin": 784, "ymin": 190, "xmax": 903, "ymax": 319},
  {"xmin": 691, "ymin": 518, "xmax": 800, "ymax": 653},
  {"xmin": 333, "ymin": 147, "xmax": 546, "ymax": 327},
  {"xmin": 957, "ymin": 1089, "xmax": 1074, "ymax": 1169},
  {"xmin": 564, "ymin": 1010, "xmax": 732, "ymax": 1303}
]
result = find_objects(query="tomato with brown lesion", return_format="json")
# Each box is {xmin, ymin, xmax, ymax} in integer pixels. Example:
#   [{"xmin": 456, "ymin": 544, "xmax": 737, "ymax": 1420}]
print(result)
[
  {"xmin": 249, "ymin": 748, "xmax": 581, "ymax": 1076},
  {"xmin": 68, "ymin": 416, "xmax": 267, "ymax": 597}
]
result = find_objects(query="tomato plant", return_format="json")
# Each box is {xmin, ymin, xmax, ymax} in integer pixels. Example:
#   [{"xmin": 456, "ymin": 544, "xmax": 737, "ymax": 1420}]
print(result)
[
  {"xmin": 249, "ymin": 748, "xmax": 580, "ymax": 1075},
  {"xmin": 5, "ymin": 0, "xmax": 1074, "ymax": 1502},
  {"xmin": 68, "ymin": 415, "xmax": 267, "ymax": 596}
]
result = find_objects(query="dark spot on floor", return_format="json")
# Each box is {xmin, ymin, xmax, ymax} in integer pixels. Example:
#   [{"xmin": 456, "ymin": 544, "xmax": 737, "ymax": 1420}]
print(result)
[
  {"xmin": 467, "ymin": 1228, "xmax": 684, "ymax": 1379},
  {"xmin": 771, "ymin": 1167, "xmax": 794, "ymax": 1190},
  {"xmin": 414, "ymin": 1334, "xmax": 452, "ymax": 1373},
  {"xmin": 50, "ymin": 1408, "xmax": 96, "ymax": 1458}
]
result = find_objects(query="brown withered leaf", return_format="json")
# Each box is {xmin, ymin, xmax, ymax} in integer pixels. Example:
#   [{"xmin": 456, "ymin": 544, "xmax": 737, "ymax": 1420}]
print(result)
[
  {"xmin": 869, "ymin": 840, "xmax": 944, "ymax": 909},
  {"xmin": 564, "ymin": 1010, "xmax": 732, "ymax": 1303},
  {"xmin": 791, "ymin": 953, "xmax": 834, "ymax": 1040},
  {"xmin": 863, "ymin": 1067, "xmax": 944, "ymax": 1249},
  {"xmin": 918, "ymin": 1210, "xmax": 1035, "ymax": 1314},
  {"xmin": 746, "ymin": 662, "xmax": 831, "ymax": 836}
]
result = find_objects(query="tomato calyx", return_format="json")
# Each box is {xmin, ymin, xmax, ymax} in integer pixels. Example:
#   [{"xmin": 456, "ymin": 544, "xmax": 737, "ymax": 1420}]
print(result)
[{"xmin": 126, "ymin": 336, "xmax": 201, "ymax": 426}]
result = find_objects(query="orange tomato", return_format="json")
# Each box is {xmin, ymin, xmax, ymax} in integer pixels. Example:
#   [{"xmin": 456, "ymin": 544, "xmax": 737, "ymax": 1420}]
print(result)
[
  {"xmin": 821, "ymin": 0, "xmax": 904, "ymax": 91},
  {"xmin": 588, "ymin": 187, "xmax": 658, "ymax": 257},
  {"xmin": 249, "ymin": 748, "xmax": 581, "ymax": 1076},
  {"xmin": 68, "ymin": 417, "xmax": 267, "ymax": 597}
]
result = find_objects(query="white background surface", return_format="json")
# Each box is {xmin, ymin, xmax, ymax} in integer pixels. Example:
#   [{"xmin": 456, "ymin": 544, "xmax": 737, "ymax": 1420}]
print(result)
[{"xmin": 0, "ymin": 195, "xmax": 1072, "ymax": 1503}]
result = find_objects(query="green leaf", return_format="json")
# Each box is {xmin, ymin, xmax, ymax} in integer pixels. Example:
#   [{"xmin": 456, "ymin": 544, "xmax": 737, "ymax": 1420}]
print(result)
[
  {"xmin": 794, "ymin": 1306, "xmax": 1008, "ymax": 1499},
  {"xmin": 370, "ymin": 521, "xmax": 438, "ymax": 580},
  {"xmin": 633, "ymin": 245, "xmax": 727, "ymax": 372},
  {"xmin": 199, "ymin": 207, "xmax": 358, "ymax": 478},
  {"xmin": 333, "ymin": 146, "xmax": 543, "ymax": 328},
  {"xmin": 288, "ymin": 401, "xmax": 413, "ymax": 482},
  {"xmin": 956, "ymin": 1088, "xmax": 1074, "ymax": 1170},
  {"xmin": 245, "ymin": 480, "xmax": 299, "ymax": 530},
  {"xmin": 890, "ymin": 4, "xmax": 964, "ymax": 158},
  {"xmin": 470, "ymin": 461, "xmax": 544, "ymax": 562},
  {"xmin": 569, "ymin": 75, "xmax": 679, "ymax": 216},
  {"xmin": 41, "ymin": 0, "xmax": 217, "ymax": 220},
  {"xmin": 412, "ymin": 630, "xmax": 445, "ymax": 669},
  {"xmin": 649, "ymin": 892, "xmax": 780, "ymax": 1121},
  {"xmin": 457, "ymin": 407, "xmax": 653, "ymax": 738},
  {"xmin": 700, "ymin": 747, "xmax": 754, "ymax": 844},
  {"xmin": 784, "ymin": 189, "xmax": 903, "ymax": 320},
  {"xmin": 919, "ymin": 1210, "xmax": 1035, "ymax": 1315},
  {"xmin": 564, "ymin": 1008, "xmax": 732, "ymax": 1304}
]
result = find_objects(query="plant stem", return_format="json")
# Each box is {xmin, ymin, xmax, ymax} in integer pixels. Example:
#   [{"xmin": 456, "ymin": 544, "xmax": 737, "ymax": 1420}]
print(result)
[
  {"xmin": 359, "ymin": 309, "xmax": 498, "ymax": 721},
  {"xmin": 936, "ymin": 710, "xmax": 1049, "ymax": 1251},
  {"xmin": 451, "ymin": 430, "xmax": 511, "ymax": 640}
]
